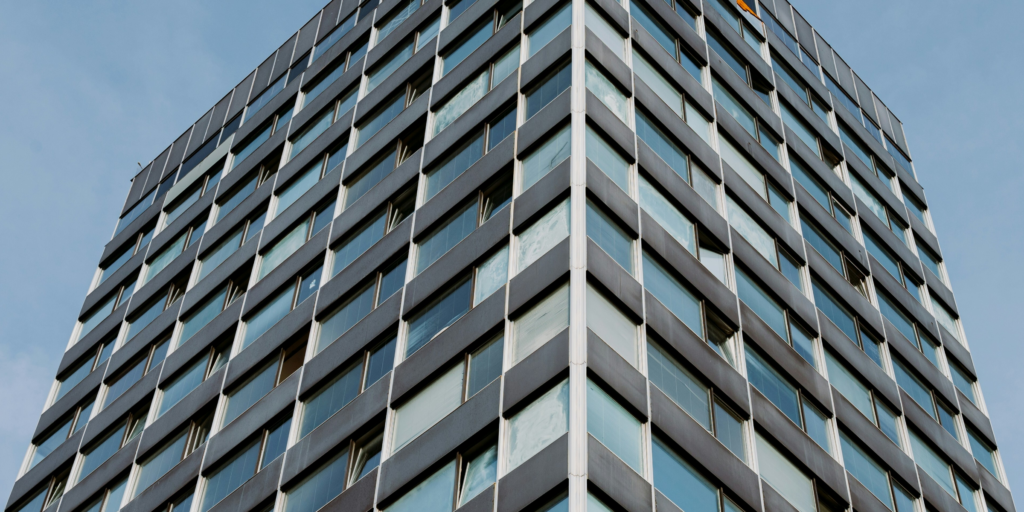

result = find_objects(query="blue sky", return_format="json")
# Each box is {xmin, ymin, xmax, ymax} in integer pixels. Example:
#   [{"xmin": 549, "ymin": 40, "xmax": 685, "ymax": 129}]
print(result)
[{"xmin": 1, "ymin": 0, "xmax": 1020, "ymax": 503}]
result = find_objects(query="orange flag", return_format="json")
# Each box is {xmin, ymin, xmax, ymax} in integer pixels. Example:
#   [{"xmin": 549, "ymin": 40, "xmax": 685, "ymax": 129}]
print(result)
[{"xmin": 736, "ymin": 0, "xmax": 760, "ymax": 19}]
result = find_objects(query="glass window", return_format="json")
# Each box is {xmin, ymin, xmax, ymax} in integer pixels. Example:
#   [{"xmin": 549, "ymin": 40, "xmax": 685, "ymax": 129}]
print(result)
[
  {"xmin": 350, "ymin": 428, "xmax": 384, "ymax": 485},
  {"xmin": 333, "ymin": 213, "xmax": 388, "ymax": 275},
  {"xmin": 636, "ymin": 110, "xmax": 688, "ymax": 181},
  {"xmin": 78, "ymin": 421, "xmax": 127, "ymax": 482},
  {"xmin": 521, "ymin": 125, "xmax": 570, "ymax": 190},
  {"xmin": 114, "ymin": 190, "xmax": 156, "ymax": 237},
  {"xmin": 467, "ymin": 335, "xmax": 503, "ymax": 397},
  {"xmin": 406, "ymin": 277, "xmax": 472, "ymax": 356},
  {"xmin": 824, "ymin": 351, "xmax": 874, "ymax": 421},
  {"xmin": 198, "ymin": 228, "xmax": 243, "ymax": 281},
  {"xmin": 356, "ymin": 94, "xmax": 405, "ymax": 147},
  {"xmin": 587, "ymin": 284, "xmax": 637, "ymax": 365},
  {"xmin": 648, "ymin": 340, "xmax": 709, "ymax": 428},
  {"xmin": 639, "ymin": 176, "xmax": 695, "ymax": 254},
  {"xmin": 630, "ymin": 2, "xmax": 673, "ymax": 59},
  {"xmin": 715, "ymin": 401, "xmax": 746, "ymax": 460},
  {"xmin": 223, "ymin": 361, "xmax": 279, "ymax": 426},
  {"xmin": 745, "ymin": 348, "xmax": 801, "ymax": 426},
  {"xmin": 244, "ymin": 76, "xmax": 285, "ymax": 122},
  {"xmin": 893, "ymin": 357, "xmax": 934, "ymax": 415},
  {"xmin": 780, "ymin": 101, "xmax": 819, "ymax": 157},
  {"xmin": 930, "ymin": 296, "xmax": 961, "ymax": 344},
  {"xmin": 512, "ymin": 284, "xmax": 569, "ymax": 364},
  {"xmin": 417, "ymin": 202, "xmax": 477, "ymax": 274},
  {"xmin": 178, "ymin": 288, "xmax": 227, "ymax": 347},
  {"xmin": 158, "ymin": 357, "xmax": 208, "ymax": 418},
  {"xmin": 643, "ymin": 252, "xmax": 702, "ymax": 338},
  {"xmin": 527, "ymin": 3, "xmax": 570, "ymax": 56},
  {"xmin": 652, "ymin": 435, "xmax": 719, "ymax": 512},
  {"xmin": 378, "ymin": 0, "xmax": 419, "ymax": 43},
  {"xmin": 878, "ymin": 292, "xmax": 917, "ymax": 346},
  {"xmin": 508, "ymin": 379, "xmax": 569, "ymax": 470},
  {"xmin": 276, "ymin": 164, "xmax": 322, "ymax": 217},
  {"xmin": 474, "ymin": 247, "xmax": 509, "ymax": 306},
  {"xmin": 144, "ymin": 233, "xmax": 186, "ymax": 284},
  {"xmin": 517, "ymin": 199, "xmax": 570, "ymax": 271},
  {"xmin": 632, "ymin": 51, "xmax": 682, "ymax": 117},
  {"xmin": 839, "ymin": 432, "xmax": 893, "ymax": 509},
  {"xmin": 55, "ymin": 358, "xmax": 94, "ymax": 404},
  {"xmin": 392, "ymin": 364, "xmax": 463, "ymax": 451},
  {"xmin": 586, "ymin": 126, "xmax": 629, "ymax": 193},
  {"xmin": 585, "ymin": 4, "xmax": 624, "ymax": 58},
  {"xmin": 812, "ymin": 278, "xmax": 858, "ymax": 344},
  {"xmin": 736, "ymin": 267, "xmax": 788, "ymax": 342},
  {"xmin": 587, "ymin": 200, "xmax": 633, "ymax": 273},
  {"xmin": 443, "ymin": 24, "xmax": 490, "ymax": 75},
  {"xmin": 459, "ymin": 443, "xmax": 497, "ymax": 506},
  {"xmin": 284, "ymin": 450, "xmax": 349, "ymax": 512},
  {"xmin": 383, "ymin": 460, "xmax": 457, "ymax": 512},
  {"xmin": 231, "ymin": 123, "xmax": 272, "ymax": 170},
  {"xmin": 99, "ymin": 244, "xmax": 134, "ymax": 285},
  {"xmin": 367, "ymin": 42, "xmax": 414, "ymax": 93},
  {"xmin": 290, "ymin": 108, "xmax": 334, "ymax": 159},
  {"xmin": 242, "ymin": 288, "xmax": 294, "ymax": 349},
  {"xmin": 937, "ymin": 402, "xmax": 959, "ymax": 441},
  {"xmin": 585, "ymin": 61, "xmax": 628, "ymax": 123},
  {"xmin": 488, "ymin": 106, "xmax": 517, "ymax": 151},
  {"xmin": 492, "ymin": 45, "xmax": 520, "ymax": 86},
  {"xmin": 103, "ymin": 357, "xmax": 148, "ymax": 408},
  {"xmin": 918, "ymin": 243, "xmax": 943, "ymax": 281},
  {"xmin": 968, "ymin": 428, "xmax": 999, "ymax": 478},
  {"xmin": 909, "ymin": 429, "xmax": 957, "ymax": 497},
  {"xmin": 950, "ymin": 363, "xmax": 976, "ymax": 403},
  {"xmin": 30, "ymin": 419, "xmax": 73, "ymax": 470},
  {"xmin": 756, "ymin": 434, "xmax": 816, "ymax": 512},
  {"xmin": 434, "ymin": 71, "xmax": 489, "ymax": 135},
  {"xmin": 426, "ymin": 136, "xmax": 484, "ymax": 201},
  {"xmin": 200, "ymin": 440, "xmax": 260, "ymax": 512},
  {"xmin": 526, "ymin": 64, "xmax": 571, "ymax": 119},
  {"xmin": 214, "ymin": 174, "xmax": 256, "ymax": 222},
  {"xmin": 727, "ymin": 196, "xmax": 777, "ymax": 267},
  {"xmin": 587, "ymin": 380, "xmax": 643, "ymax": 472},
  {"xmin": 300, "ymin": 361, "xmax": 363, "ymax": 438},
  {"xmin": 839, "ymin": 123, "xmax": 874, "ymax": 169},
  {"xmin": 134, "ymin": 431, "xmax": 188, "ymax": 496},
  {"xmin": 316, "ymin": 283, "xmax": 375, "ymax": 354}
]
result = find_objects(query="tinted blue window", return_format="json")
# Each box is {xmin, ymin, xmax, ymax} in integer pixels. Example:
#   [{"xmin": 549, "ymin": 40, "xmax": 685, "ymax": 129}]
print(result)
[{"xmin": 406, "ymin": 278, "xmax": 472, "ymax": 356}]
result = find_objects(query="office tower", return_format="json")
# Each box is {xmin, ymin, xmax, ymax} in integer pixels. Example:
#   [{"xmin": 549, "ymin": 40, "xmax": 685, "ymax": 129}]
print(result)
[{"xmin": 6, "ymin": 0, "xmax": 1014, "ymax": 512}]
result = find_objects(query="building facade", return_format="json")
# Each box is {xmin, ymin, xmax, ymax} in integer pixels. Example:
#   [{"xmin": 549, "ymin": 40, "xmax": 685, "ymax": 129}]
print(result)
[{"xmin": 6, "ymin": 0, "xmax": 1014, "ymax": 512}]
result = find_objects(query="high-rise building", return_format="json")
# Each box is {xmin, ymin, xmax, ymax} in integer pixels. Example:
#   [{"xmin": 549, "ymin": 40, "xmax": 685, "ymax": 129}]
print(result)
[{"xmin": 6, "ymin": 1, "xmax": 1013, "ymax": 512}]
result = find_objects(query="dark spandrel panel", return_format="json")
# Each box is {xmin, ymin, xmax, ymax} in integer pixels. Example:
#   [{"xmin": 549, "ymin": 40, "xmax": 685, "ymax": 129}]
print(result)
[
  {"xmin": 365, "ymin": 338, "xmax": 396, "ymax": 387},
  {"xmin": 295, "ymin": 12, "xmax": 322, "ymax": 60},
  {"xmin": 273, "ymin": 34, "xmax": 299, "ymax": 82},
  {"xmin": 226, "ymin": 71, "xmax": 257, "ymax": 122}
]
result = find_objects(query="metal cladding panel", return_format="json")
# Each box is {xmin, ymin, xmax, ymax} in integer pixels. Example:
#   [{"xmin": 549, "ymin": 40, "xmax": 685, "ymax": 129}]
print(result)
[
  {"xmin": 814, "ymin": 33, "xmax": 837, "ymax": 77},
  {"xmin": 226, "ymin": 71, "xmax": 257, "ymax": 121},
  {"xmin": 833, "ymin": 54, "xmax": 856, "ymax": 96},
  {"xmin": 273, "ymin": 34, "xmax": 298, "ymax": 81},
  {"xmin": 793, "ymin": 10, "xmax": 814, "ymax": 49},
  {"xmin": 295, "ymin": 12, "xmax": 323, "ymax": 60}
]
